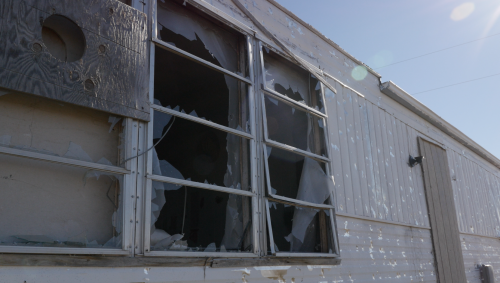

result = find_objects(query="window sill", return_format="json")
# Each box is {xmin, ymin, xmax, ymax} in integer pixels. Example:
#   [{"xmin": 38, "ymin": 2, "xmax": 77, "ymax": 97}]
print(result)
[{"xmin": 0, "ymin": 254, "xmax": 341, "ymax": 268}]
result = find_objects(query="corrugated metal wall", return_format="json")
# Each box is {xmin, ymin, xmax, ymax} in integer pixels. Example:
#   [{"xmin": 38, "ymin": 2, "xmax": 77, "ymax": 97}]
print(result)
[
  {"xmin": 325, "ymin": 81, "xmax": 500, "ymax": 282},
  {"xmin": 334, "ymin": 215, "xmax": 436, "ymax": 282},
  {"xmin": 460, "ymin": 234, "xmax": 500, "ymax": 282},
  {"xmin": 326, "ymin": 80, "xmax": 430, "ymax": 228},
  {"xmin": 448, "ymin": 147, "xmax": 500, "ymax": 282},
  {"xmin": 448, "ymin": 149, "xmax": 500, "ymax": 237}
]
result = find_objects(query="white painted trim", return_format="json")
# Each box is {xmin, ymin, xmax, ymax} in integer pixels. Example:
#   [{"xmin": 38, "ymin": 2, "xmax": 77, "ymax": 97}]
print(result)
[
  {"xmin": 324, "ymin": 72, "xmax": 365, "ymax": 98},
  {"xmin": 336, "ymin": 212, "xmax": 432, "ymax": 230}
]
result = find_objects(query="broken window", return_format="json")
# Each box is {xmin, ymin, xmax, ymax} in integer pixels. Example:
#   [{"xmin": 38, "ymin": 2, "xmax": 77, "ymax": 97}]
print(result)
[
  {"xmin": 157, "ymin": 0, "xmax": 246, "ymax": 75},
  {"xmin": 0, "ymin": 92, "xmax": 128, "ymax": 251},
  {"xmin": 262, "ymin": 49, "xmax": 324, "ymax": 113},
  {"xmin": 148, "ymin": 0, "xmax": 255, "ymax": 255},
  {"xmin": 260, "ymin": 44, "xmax": 338, "ymax": 256},
  {"xmin": 263, "ymin": 95, "xmax": 327, "ymax": 155},
  {"xmin": 267, "ymin": 201, "xmax": 334, "ymax": 254},
  {"xmin": 154, "ymin": 46, "xmax": 250, "ymax": 133},
  {"xmin": 151, "ymin": 186, "xmax": 252, "ymax": 252}
]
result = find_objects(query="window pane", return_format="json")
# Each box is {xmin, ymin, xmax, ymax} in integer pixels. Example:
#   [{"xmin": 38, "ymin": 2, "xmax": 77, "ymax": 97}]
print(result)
[
  {"xmin": 154, "ymin": 46, "xmax": 250, "ymax": 133},
  {"xmin": 157, "ymin": 0, "xmax": 244, "ymax": 74},
  {"xmin": 268, "ymin": 201, "xmax": 333, "ymax": 253},
  {"xmin": 150, "ymin": 186, "xmax": 252, "ymax": 253},
  {"xmin": 0, "ymin": 92, "xmax": 124, "ymax": 166},
  {"xmin": 263, "ymin": 51, "xmax": 324, "ymax": 112},
  {"xmin": 0, "ymin": 155, "xmax": 123, "ymax": 249},
  {"xmin": 153, "ymin": 111, "xmax": 251, "ymax": 191},
  {"xmin": 264, "ymin": 95, "xmax": 327, "ymax": 156},
  {"xmin": 265, "ymin": 146, "xmax": 333, "ymax": 205}
]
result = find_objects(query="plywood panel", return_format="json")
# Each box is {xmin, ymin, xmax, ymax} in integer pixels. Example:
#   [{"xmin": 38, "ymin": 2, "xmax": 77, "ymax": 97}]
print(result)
[
  {"xmin": 434, "ymin": 145, "xmax": 465, "ymax": 283},
  {"xmin": 0, "ymin": 0, "xmax": 149, "ymax": 120},
  {"xmin": 418, "ymin": 137, "xmax": 467, "ymax": 283}
]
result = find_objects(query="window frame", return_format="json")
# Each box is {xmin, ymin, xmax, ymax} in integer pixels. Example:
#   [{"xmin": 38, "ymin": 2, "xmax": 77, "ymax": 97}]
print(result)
[
  {"xmin": 0, "ymin": 118, "xmax": 137, "ymax": 256},
  {"xmin": 143, "ymin": 0, "xmax": 259, "ymax": 257},
  {"xmin": 258, "ymin": 41, "xmax": 340, "ymax": 258}
]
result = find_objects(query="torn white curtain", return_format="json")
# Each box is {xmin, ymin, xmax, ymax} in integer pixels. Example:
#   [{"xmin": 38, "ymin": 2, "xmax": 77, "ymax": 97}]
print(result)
[{"xmin": 289, "ymin": 157, "xmax": 333, "ymax": 251}]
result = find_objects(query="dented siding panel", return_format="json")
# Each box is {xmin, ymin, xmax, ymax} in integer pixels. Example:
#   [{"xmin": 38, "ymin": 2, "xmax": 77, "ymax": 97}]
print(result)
[
  {"xmin": 461, "ymin": 234, "xmax": 500, "ymax": 283},
  {"xmin": 333, "ymin": 215, "xmax": 436, "ymax": 282},
  {"xmin": 0, "ymin": 215, "xmax": 437, "ymax": 283},
  {"xmin": 325, "ymin": 82, "xmax": 430, "ymax": 227},
  {"xmin": 450, "ymin": 148, "xmax": 500, "ymax": 238}
]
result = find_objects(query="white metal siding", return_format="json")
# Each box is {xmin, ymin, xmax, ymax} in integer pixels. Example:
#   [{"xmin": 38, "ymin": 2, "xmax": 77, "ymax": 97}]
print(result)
[{"xmin": 326, "ymin": 82, "xmax": 430, "ymax": 228}]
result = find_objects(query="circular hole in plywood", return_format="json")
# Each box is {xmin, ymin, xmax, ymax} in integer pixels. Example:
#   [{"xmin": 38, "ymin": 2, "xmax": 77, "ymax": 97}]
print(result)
[
  {"xmin": 84, "ymin": 79, "xmax": 95, "ymax": 91},
  {"xmin": 42, "ymin": 15, "xmax": 86, "ymax": 62}
]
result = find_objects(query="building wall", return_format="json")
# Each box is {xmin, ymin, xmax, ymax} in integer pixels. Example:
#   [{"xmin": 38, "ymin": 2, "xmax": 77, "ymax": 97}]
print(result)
[{"xmin": 2, "ymin": 0, "xmax": 500, "ymax": 282}]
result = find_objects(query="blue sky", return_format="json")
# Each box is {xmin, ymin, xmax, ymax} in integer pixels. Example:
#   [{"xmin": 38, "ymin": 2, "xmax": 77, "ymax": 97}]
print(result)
[{"xmin": 275, "ymin": 0, "xmax": 500, "ymax": 159}]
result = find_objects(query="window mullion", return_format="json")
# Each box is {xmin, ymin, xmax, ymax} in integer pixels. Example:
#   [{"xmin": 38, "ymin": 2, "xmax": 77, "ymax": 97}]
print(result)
[
  {"xmin": 247, "ymin": 35, "xmax": 262, "ymax": 256},
  {"xmin": 261, "ymin": 87, "xmax": 327, "ymax": 119},
  {"xmin": 123, "ymin": 118, "xmax": 139, "ymax": 255},
  {"xmin": 143, "ymin": 42, "xmax": 156, "ymax": 254},
  {"xmin": 151, "ymin": 105, "xmax": 253, "ymax": 140},
  {"xmin": 264, "ymin": 139, "xmax": 330, "ymax": 163},
  {"xmin": 265, "ymin": 199, "xmax": 276, "ymax": 255},
  {"xmin": 147, "ymin": 174, "xmax": 256, "ymax": 197},
  {"xmin": 152, "ymin": 39, "xmax": 253, "ymax": 85},
  {"xmin": 260, "ymin": 94, "xmax": 330, "ymax": 163},
  {"xmin": 133, "ymin": 121, "xmax": 148, "ymax": 255},
  {"xmin": 266, "ymin": 195, "xmax": 334, "ymax": 210}
]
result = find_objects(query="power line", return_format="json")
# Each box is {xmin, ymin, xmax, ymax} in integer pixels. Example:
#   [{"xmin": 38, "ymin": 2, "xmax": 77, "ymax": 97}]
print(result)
[
  {"xmin": 374, "ymin": 31, "xmax": 500, "ymax": 70},
  {"xmin": 412, "ymin": 72, "xmax": 500, "ymax": 95}
]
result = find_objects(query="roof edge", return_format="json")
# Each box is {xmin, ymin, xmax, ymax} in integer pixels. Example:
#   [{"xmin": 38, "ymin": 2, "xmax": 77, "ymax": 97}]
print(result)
[
  {"xmin": 380, "ymin": 81, "xmax": 500, "ymax": 170},
  {"xmin": 265, "ymin": 0, "xmax": 381, "ymax": 79}
]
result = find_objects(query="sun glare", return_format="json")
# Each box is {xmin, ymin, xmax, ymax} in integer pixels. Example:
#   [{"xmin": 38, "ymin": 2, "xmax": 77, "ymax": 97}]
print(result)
[{"xmin": 450, "ymin": 2, "xmax": 475, "ymax": 21}]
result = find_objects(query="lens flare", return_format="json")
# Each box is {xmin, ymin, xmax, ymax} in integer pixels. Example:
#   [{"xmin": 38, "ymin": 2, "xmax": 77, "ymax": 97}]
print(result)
[
  {"xmin": 450, "ymin": 3, "xmax": 475, "ymax": 21},
  {"xmin": 351, "ymin": 66, "xmax": 368, "ymax": 81},
  {"xmin": 370, "ymin": 50, "xmax": 394, "ymax": 69}
]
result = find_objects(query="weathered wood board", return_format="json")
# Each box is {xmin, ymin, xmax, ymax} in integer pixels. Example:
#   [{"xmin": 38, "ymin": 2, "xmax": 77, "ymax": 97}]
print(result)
[
  {"xmin": 0, "ymin": 0, "xmax": 149, "ymax": 120},
  {"xmin": 418, "ymin": 137, "xmax": 467, "ymax": 283}
]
